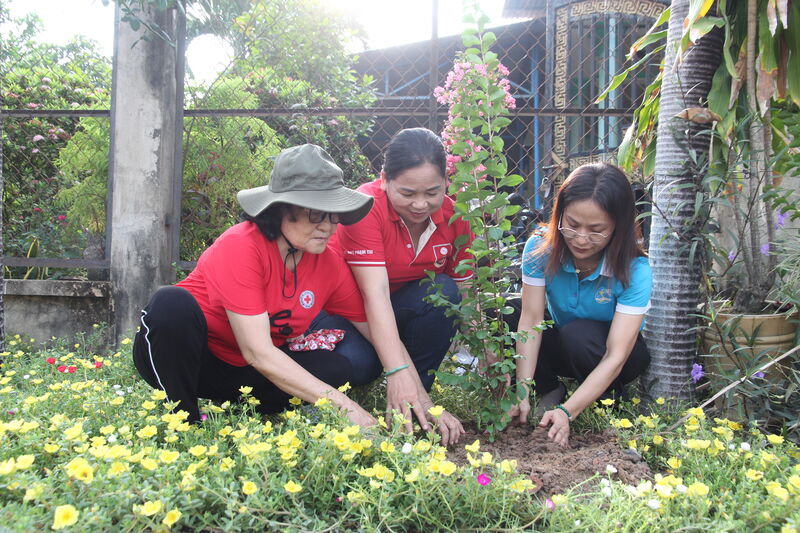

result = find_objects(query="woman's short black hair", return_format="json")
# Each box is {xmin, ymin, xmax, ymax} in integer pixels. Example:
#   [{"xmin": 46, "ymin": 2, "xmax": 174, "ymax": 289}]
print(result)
[
  {"xmin": 382, "ymin": 127, "xmax": 447, "ymax": 180},
  {"xmin": 242, "ymin": 203, "xmax": 290, "ymax": 240}
]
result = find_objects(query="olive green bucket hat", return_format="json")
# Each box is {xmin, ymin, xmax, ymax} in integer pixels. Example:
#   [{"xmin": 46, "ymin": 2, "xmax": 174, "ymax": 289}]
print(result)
[{"xmin": 237, "ymin": 144, "xmax": 373, "ymax": 225}]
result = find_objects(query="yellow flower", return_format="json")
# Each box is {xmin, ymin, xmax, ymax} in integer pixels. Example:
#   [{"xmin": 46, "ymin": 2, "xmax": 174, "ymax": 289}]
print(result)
[
  {"xmin": 52, "ymin": 504, "xmax": 79, "ymax": 530},
  {"xmin": 338, "ymin": 382, "xmax": 352, "ymax": 392},
  {"xmin": 136, "ymin": 500, "xmax": 163, "ymax": 516},
  {"xmin": 652, "ymin": 435, "xmax": 664, "ymax": 445},
  {"xmin": 767, "ymin": 434, "xmax": 785, "ymax": 445},
  {"xmin": 346, "ymin": 490, "xmax": 365, "ymax": 503},
  {"xmin": 136, "ymin": 425, "xmax": 157, "ymax": 439},
  {"xmin": 159, "ymin": 450, "xmax": 180, "ymax": 464},
  {"xmin": 142, "ymin": 400, "xmax": 156, "ymax": 410},
  {"xmin": 427, "ymin": 405, "xmax": 444, "ymax": 417},
  {"xmin": 551, "ymin": 494, "xmax": 568, "ymax": 505},
  {"xmin": 509, "ymin": 479, "xmax": 534, "ymax": 492},
  {"xmin": 685, "ymin": 407, "xmax": 705, "ymax": 419},
  {"xmin": 109, "ymin": 462, "xmax": 129, "ymax": 476},
  {"xmin": 413, "ymin": 440, "xmax": 432, "ymax": 453},
  {"xmin": 465, "ymin": 439, "xmax": 480, "ymax": 453},
  {"xmin": 438, "ymin": 461, "xmax": 457, "ymax": 476},
  {"xmin": 314, "ymin": 397, "xmax": 329, "ymax": 407},
  {"xmin": 151, "ymin": 389, "xmax": 167, "ymax": 401},
  {"xmin": 162, "ymin": 509, "xmax": 182, "ymax": 527},
  {"xmin": 219, "ymin": 457, "xmax": 235, "ymax": 471},
  {"xmin": 666, "ymin": 457, "xmax": 682, "ymax": 469},
  {"xmin": 380, "ymin": 441, "xmax": 396, "ymax": 453},
  {"xmin": 14, "ymin": 455, "xmax": 34, "ymax": 469},
  {"xmin": 481, "ymin": 452, "xmax": 493, "ymax": 465},
  {"xmin": 288, "ymin": 397, "xmax": 302, "ymax": 406},
  {"xmin": 632, "ymin": 397, "xmax": 641, "ymax": 405},
  {"xmin": 188, "ymin": 445, "xmax": 207, "ymax": 457},
  {"xmin": 140, "ymin": 458, "xmax": 158, "ymax": 471},
  {"xmin": 405, "ymin": 468, "xmax": 420, "ymax": 482},
  {"xmin": 242, "ymin": 481, "xmax": 258, "ymax": 495},
  {"xmin": 767, "ymin": 483, "xmax": 790, "ymax": 503},
  {"xmin": 23, "ymin": 485, "xmax": 44, "ymax": 502},
  {"xmin": 600, "ymin": 398, "xmax": 614, "ymax": 406},
  {"xmin": 284, "ymin": 480, "xmax": 302, "ymax": 493},
  {"xmin": 499, "ymin": 459, "xmax": 516, "ymax": 473},
  {"xmin": 685, "ymin": 439, "xmax": 710, "ymax": 450},
  {"xmin": 686, "ymin": 482, "xmax": 709, "ymax": 497},
  {"xmin": 655, "ymin": 397, "xmax": 665, "ymax": 405},
  {"xmin": 238, "ymin": 385, "xmax": 253, "ymax": 396},
  {"xmin": 745, "ymin": 469, "xmax": 764, "ymax": 481},
  {"xmin": 615, "ymin": 418, "xmax": 633, "ymax": 428}
]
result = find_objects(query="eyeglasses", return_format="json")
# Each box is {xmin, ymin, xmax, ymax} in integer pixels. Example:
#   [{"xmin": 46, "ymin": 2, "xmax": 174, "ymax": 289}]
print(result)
[
  {"xmin": 307, "ymin": 209, "xmax": 341, "ymax": 224},
  {"xmin": 557, "ymin": 218, "xmax": 609, "ymax": 244}
]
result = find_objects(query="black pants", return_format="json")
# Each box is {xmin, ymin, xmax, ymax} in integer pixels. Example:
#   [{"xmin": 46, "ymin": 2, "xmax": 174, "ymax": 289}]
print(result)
[
  {"xmin": 505, "ymin": 297, "xmax": 650, "ymax": 398},
  {"xmin": 132, "ymin": 286, "xmax": 352, "ymax": 422}
]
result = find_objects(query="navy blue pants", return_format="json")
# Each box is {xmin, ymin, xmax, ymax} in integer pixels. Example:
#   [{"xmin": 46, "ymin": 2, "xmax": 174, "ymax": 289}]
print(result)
[
  {"xmin": 504, "ymin": 298, "xmax": 650, "ymax": 398},
  {"xmin": 132, "ymin": 286, "xmax": 352, "ymax": 422},
  {"xmin": 309, "ymin": 273, "xmax": 461, "ymax": 391}
]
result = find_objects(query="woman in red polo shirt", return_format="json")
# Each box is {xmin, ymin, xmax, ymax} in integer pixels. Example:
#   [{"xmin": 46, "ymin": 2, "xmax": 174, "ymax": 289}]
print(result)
[
  {"xmin": 314, "ymin": 128, "xmax": 472, "ymax": 444},
  {"xmin": 132, "ymin": 144, "xmax": 377, "ymax": 427}
]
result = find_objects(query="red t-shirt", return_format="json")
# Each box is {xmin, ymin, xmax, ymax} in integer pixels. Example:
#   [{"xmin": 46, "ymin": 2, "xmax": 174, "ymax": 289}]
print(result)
[
  {"xmin": 177, "ymin": 222, "xmax": 367, "ymax": 366},
  {"xmin": 333, "ymin": 179, "xmax": 474, "ymax": 292}
]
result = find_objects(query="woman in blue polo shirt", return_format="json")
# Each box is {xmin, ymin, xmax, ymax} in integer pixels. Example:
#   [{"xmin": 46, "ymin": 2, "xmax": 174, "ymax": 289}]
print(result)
[{"xmin": 509, "ymin": 162, "xmax": 651, "ymax": 446}]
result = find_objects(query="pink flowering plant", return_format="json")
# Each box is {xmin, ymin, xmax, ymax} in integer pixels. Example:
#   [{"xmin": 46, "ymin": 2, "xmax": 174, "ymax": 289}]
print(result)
[{"xmin": 426, "ymin": 4, "xmax": 543, "ymax": 439}]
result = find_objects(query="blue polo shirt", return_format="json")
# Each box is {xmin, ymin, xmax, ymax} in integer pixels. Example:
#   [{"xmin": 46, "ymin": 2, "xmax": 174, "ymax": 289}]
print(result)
[{"xmin": 521, "ymin": 235, "xmax": 652, "ymax": 329}]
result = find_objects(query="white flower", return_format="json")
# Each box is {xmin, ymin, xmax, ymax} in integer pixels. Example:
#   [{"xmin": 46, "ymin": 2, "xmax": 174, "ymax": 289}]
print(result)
[
  {"xmin": 601, "ymin": 486, "xmax": 612, "ymax": 497},
  {"xmin": 741, "ymin": 442, "xmax": 751, "ymax": 451},
  {"xmin": 23, "ymin": 375, "xmax": 30, "ymax": 380},
  {"xmin": 574, "ymin": 520, "xmax": 582, "ymax": 526},
  {"xmin": 113, "ymin": 384, "xmax": 121, "ymax": 389},
  {"xmin": 605, "ymin": 464, "xmax": 618, "ymax": 474},
  {"xmin": 401, "ymin": 442, "xmax": 413, "ymax": 454},
  {"xmin": 115, "ymin": 391, "xmax": 125, "ymax": 396},
  {"xmin": 107, "ymin": 435, "xmax": 117, "ymax": 443},
  {"xmin": 647, "ymin": 499, "xmax": 661, "ymax": 510},
  {"xmin": 600, "ymin": 478, "xmax": 611, "ymax": 487}
]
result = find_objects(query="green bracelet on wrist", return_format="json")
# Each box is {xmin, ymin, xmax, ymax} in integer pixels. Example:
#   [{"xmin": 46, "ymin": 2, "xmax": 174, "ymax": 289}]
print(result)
[
  {"xmin": 384, "ymin": 364, "xmax": 409, "ymax": 377},
  {"xmin": 554, "ymin": 404, "xmax": 572, "ymax": 421}
]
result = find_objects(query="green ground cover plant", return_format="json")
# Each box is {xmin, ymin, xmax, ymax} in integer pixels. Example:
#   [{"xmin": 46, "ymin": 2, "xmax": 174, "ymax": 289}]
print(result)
[{"xmin": 1, "ymin": 329, "xmax": 799, "ymax": 531}]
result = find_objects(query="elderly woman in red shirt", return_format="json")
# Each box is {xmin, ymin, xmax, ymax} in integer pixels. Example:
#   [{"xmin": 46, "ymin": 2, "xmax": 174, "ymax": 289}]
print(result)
[{"xmin": 133, "ymin": 144, "xmax": 377, "ymax": 427}]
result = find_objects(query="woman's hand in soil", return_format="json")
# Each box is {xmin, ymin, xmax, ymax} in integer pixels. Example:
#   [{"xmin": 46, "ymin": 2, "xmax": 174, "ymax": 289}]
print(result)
[
  {"xmin": 507, "ymin": 396, "xmax": 530, "ymax": 425},
  {"xmin": 386, "ymin": 370, "xmax": 431, "ymax": 433},
  {"xmin": 433, "ymin": 409, "xmax": 465, "ymax": 446},
  {"xmin": 539, "ymin": 408, "xmax": 570, "ymax": 447}
]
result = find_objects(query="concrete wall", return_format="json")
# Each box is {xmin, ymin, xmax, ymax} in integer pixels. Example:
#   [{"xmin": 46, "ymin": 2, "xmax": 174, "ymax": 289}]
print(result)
[{"xmin": 2, "ymin": 280, "xmax": 112, "ymax": 345}]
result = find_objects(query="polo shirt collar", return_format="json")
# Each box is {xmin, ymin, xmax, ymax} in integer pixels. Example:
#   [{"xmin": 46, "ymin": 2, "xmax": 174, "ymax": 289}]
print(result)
[{"xmin": 566, "ymin": 253, "xmax": 611, "ymax": 281}]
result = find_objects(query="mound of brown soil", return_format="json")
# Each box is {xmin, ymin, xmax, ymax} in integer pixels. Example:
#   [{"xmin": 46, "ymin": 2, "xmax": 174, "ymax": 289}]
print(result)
[{"xmin": 447, "ymin": 424, "xmax": 653, "ymax": 497}]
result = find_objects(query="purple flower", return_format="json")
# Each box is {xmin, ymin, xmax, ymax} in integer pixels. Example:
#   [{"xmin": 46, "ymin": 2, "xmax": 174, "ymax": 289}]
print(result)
[
  {"xmin": 775, "ymin": 210, "xmax": 789, "ymax": 229},
  {"xmin": 760, "ymin": 243, "xmax": 770, "ymax": 256},
  {"xmin": 691, "ymin": 363, "xmax": 705, "ymax": 383},
  {"xmin": 752, "ymin": 371, "xmax": 765, "ymax": 379},
  {"xmin": 728, "ymin": 250, "xmax": 736, "ymax": 262}
]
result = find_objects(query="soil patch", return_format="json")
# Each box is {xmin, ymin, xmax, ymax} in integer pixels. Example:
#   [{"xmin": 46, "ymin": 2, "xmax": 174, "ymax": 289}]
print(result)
[{"xmin": 446, "ymin": 424, "xmax": 653, "ymax": 497}]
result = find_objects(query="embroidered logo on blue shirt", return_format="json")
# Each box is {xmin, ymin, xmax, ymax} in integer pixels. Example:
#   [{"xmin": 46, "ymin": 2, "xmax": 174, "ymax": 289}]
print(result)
[{"xmin": 595, "ymin": 287, "xmax": 612, "ymax": 304}]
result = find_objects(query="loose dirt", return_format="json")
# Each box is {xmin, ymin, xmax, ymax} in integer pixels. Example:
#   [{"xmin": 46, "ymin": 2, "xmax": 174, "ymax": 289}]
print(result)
[{"xmin": 447, "ymin": 424, "xmax": 654, "ymax": 497}]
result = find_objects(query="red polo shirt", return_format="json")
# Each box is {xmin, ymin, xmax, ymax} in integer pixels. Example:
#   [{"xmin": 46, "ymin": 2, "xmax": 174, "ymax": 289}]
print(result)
[
  {"xmin": 333, "ymin": 179, "xmax": 474, "ymax": 292},
  {"xmin": 178, "ymin": 222, "xmax": 367, "ymax": 366}
]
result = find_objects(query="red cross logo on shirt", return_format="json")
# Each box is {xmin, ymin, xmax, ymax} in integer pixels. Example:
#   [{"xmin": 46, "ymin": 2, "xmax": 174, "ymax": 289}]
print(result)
[{"xmin": 299, "ymin": 290, "xmax": 315, "ymax": 309}]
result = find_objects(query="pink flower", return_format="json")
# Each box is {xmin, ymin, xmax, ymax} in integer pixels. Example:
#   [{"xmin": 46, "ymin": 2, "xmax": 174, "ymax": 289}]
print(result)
[
  {"xmin": 31, "ymin": 134, "xmax": 45, "ymax": 142},
  {"xmin": 33, "ymin": 207, "xmax": 42, "ymax": 212},
  {"xmin": 94, "ymin": 361, "xmax": 103, "ymax": 368},
  {"xmin": 476, "ymin": 473, "xmax": 491, "ymax": 486},
  {"xmin": 25, "ymin": 102, "xmax": 40, "ymax": 109},
  {"xmin": 545, "ymin": 498, "xmax": 555, "ymax": 510},
  {"xmin": 46, "ymin": 357, "xmax": 56, "ymax": 364},
  {"xmin": 67, "ymin": 366, "xmax": 77, "ymax": 373},
  {"xmin": 57, "ymin": 365, "xmax": 67, "ymax": 373},
  {"xmin": 57, "ymin": 215, "xmax": 67, "ymax": 221},
  {"xmin": 200, "ymin": 413, "xmax": 208, "ymax": 421}
]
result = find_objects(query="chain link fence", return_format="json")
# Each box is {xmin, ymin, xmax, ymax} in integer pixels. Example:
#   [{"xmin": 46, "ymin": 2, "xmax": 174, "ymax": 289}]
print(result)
[{"xmin": 1, "ymin": 0, "xmax": 666, "ymax": 279}]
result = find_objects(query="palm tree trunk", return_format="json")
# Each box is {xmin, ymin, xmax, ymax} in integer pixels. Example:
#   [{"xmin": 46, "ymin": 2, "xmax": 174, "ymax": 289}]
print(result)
[{"xmin": 641, "ymin": 0, "xmax": 724, "ymax": 402}]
